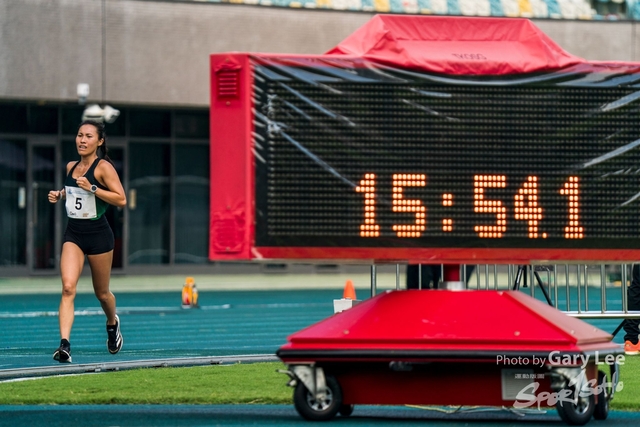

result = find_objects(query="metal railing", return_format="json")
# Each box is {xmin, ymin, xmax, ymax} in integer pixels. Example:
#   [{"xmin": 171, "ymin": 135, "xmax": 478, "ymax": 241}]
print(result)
[{"xmin": 401, "ymin": 263, "xmax": 640, "ymax": 323}]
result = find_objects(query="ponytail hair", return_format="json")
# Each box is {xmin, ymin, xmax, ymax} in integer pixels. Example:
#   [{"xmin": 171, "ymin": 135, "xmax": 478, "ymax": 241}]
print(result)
[{"xmin": 79, "ymin": 120, "xmax": 114, "ymax": 166}]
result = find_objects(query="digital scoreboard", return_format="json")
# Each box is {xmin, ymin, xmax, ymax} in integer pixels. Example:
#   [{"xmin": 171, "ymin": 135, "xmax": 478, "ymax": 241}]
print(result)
[{"xmin": 209, "ymin": 54, "xmax": 640, "ymax": 263}]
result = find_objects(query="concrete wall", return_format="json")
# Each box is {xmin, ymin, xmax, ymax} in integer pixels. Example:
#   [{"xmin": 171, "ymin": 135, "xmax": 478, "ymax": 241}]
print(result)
[{"xmin": 1, "ymin": 0, "xmax": 639, "ymax": 107}]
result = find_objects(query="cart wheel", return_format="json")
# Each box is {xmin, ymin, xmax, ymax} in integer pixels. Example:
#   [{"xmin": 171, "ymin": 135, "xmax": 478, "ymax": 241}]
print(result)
[
  {"xmin": 556, "ymin": 383, "xmax": 595, "ymax": 426},
  {"xmin": 339, "ymin": 404, "xmax": 354, "ymax": 417},
  {"xmin": 293, "ymin": 375, "xmax": 342, "ymax": 421},
  {"xmin": 593, "ymin": 370, "xmax": 609, "ymax": 421}
]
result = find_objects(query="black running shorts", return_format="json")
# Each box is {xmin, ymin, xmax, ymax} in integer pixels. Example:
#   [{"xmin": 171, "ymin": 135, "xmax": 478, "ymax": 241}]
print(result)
[{"xmin": 63, "ymin": 216, "xmax": 114, "ymax": 255}]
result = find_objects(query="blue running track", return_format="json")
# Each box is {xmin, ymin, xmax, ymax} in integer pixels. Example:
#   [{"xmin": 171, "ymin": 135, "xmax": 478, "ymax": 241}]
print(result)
[{"xmin": 1, "ymin": 286, "xmax": 638, "ymax": 426}]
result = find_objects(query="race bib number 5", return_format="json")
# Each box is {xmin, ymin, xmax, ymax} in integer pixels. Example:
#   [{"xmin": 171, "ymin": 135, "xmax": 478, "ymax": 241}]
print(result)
[{"xmin": 65, "ymin": 186, "xmax": 97, "ymax": 219}]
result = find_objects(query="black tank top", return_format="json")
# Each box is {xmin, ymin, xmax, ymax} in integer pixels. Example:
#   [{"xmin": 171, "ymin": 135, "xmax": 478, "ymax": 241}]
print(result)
[{"xmin": 64, "ymin": 158, "xmax": 110, "ymax": 220}]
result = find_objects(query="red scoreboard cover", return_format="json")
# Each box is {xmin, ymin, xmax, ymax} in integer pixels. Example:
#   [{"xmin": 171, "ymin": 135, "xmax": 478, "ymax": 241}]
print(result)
[{"xmin": 325, "ymin": 15, "xmax": 585, "ymax": 76}]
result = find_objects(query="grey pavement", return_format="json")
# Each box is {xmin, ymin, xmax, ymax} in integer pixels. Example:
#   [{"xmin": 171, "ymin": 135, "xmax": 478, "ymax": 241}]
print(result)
[{"xmin": 0, "ymin": 272, "xmax": 401, "ymax": 295}]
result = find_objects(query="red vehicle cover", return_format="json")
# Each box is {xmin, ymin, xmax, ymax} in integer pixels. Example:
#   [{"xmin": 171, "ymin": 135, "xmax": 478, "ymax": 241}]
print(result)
[{"xmin": 277, "ymin": 290, "xmax": 622, "ymax": 361}]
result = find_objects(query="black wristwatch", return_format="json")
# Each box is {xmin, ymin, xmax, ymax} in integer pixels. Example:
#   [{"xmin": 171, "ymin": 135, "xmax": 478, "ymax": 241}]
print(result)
[{"xmin": 90, "ymin": 185, "xmax": 98, "ymax": 194}]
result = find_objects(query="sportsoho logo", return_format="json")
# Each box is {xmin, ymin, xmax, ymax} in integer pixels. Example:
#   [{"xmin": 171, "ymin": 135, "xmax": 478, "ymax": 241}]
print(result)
[{"xmin": 497, "ymin": 351, "xmax": 625, "ymax": 410}]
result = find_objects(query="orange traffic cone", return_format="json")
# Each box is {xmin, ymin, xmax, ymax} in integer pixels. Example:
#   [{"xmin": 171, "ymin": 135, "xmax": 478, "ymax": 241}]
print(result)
[
  {"xmin": 334, "ymin": 279, "xmax": 360, "ymax": 313},
  {"xmin": 343, "ymin": 279, "xmax": 356, "ymax": 300},
  {"xmin": 182, "ymin": 276, "xmax": 195, "ymax": 309}
]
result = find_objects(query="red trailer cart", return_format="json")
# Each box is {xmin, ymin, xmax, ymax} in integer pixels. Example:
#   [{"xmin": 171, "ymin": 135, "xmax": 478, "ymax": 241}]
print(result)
[{"xmin": 277, "ymin": 289, "xmax": 623, "ymax": 425}]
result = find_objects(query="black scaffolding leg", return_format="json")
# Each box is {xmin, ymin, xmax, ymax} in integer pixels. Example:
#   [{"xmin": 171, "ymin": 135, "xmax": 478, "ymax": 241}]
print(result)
[{"xmin": 512, "ymin": 265, "xmax": 553, "ymax": 306}]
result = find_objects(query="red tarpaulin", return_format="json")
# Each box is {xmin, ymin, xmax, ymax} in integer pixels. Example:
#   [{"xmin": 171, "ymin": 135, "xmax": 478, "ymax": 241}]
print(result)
[{"xmin": 326, "ymin": 14, "xmax": 586, "ymax": 75}]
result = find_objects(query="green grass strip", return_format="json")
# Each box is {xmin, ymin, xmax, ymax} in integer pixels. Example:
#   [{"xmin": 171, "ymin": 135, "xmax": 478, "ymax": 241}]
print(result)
[
  {"xmin": 0, "ymin": 362, "xmax": 291, "ymax": 405},
  {"xmin": 0, "ymin": 359, "xmax": 638, "ymax": 409}
]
